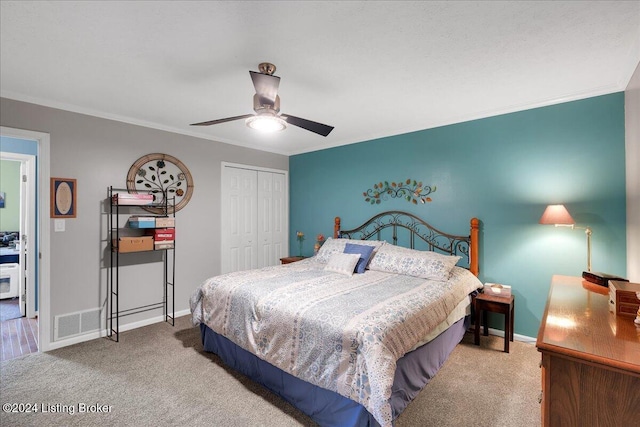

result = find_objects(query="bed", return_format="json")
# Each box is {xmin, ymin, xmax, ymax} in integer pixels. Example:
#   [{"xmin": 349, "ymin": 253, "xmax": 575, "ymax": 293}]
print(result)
[{"xmin": 191, "ymin": 211, "xmax": 481, "ymax": 427}]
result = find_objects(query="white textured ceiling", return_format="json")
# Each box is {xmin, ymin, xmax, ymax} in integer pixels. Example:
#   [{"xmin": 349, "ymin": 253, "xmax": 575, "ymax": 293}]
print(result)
[{"xmin": 1, "ymin": 1, "xmax": 639, "ymax": 155}]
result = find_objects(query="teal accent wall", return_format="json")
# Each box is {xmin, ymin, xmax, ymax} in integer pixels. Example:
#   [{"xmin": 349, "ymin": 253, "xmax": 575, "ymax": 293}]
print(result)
[{"xmin": 290, "ymin": 93, "xmax": 626, "ymax": 338}]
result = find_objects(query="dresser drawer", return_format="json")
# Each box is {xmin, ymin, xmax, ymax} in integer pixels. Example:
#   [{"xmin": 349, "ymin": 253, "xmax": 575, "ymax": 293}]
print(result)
[
  {"xmin": 618, "ymin": 292, "xmax": 640, "ymax": 305},
  {"xmin": 618, "ymin": 302, "xmax": 639, "ymax": 316}
]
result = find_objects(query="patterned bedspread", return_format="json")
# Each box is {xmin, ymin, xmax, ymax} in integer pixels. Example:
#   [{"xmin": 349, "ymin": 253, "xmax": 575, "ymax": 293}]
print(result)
[{"xmin": 190, "ymin": 259, "xmax": 482, "ymax": 426}]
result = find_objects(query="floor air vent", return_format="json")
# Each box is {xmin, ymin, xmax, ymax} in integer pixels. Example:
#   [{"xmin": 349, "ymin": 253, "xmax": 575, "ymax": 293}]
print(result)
[{"xmin": 54, "ymin": 308, "xmax": 101, "ymax": 341}]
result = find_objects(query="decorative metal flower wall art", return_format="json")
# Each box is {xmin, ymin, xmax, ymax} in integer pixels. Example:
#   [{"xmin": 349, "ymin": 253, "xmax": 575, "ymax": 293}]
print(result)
[
  {"xmin": 126, "ymin": 153, "xmax": 194, "ymax": 213},
  {"xmin": 363, "ymin": 179, "xmax": 435, "ymax": 205}
]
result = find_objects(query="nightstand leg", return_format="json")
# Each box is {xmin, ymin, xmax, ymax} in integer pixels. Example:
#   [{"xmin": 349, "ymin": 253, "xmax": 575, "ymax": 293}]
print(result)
[
  {"xmin": 510, "ymin": 304, "xmax": 515, "ymax": 342},
  {"xmin": 474, "ymin": 306, "xmax": 481, "ymax": 346},
  {"xmin": 482, "ymin": 310, "xmax": 489, "ymax": 336},
  {"xmin": 504, "ymin": 311, "xmax": 510, "ymax": 353}
]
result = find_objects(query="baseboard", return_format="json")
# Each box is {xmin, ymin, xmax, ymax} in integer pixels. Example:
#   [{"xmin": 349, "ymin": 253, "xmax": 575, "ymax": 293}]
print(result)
[
  {"xmin": 484, "ymin": 326, "xmax": 537, "ymax": 344},
  {"xmin": 47, "ymin": 308, "xmax": 190, "ymax": 351}
]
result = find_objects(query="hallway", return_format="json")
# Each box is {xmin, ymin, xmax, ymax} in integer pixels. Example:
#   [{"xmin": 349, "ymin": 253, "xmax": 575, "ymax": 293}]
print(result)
[{"xmin": 1, "ymin": 300, "xmax": 38, "ymax": 361}]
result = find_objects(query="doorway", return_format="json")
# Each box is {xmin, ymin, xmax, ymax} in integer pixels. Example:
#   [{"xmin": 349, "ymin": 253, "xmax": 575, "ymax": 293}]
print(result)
[{"xmin": 0, "ymin": 127, "xmax": 51, "ymax": 359}]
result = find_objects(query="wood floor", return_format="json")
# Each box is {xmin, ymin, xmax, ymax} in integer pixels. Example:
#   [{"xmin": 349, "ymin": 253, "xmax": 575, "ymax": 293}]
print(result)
[{"xmin": 1, "ymin": 316, "xmax": 38, "ymax": 361}]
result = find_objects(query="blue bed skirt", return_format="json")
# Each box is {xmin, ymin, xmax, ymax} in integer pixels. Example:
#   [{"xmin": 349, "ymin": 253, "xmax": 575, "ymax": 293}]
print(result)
[{"xmin": 200, "ymin": 315, "xmax": 469, "ymax": 426}]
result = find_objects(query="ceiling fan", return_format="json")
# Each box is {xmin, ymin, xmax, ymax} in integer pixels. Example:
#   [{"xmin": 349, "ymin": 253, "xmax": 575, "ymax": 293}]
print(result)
[{"xmin": 191, "ymin": 63, "xmax": 334, "ymax": 137}]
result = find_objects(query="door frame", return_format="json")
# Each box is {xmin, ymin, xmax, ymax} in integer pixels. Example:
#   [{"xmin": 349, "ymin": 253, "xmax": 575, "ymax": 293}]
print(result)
[
  {"xmin": 1, "ymin": 126, "xmax": 51, "ymax": 352},
  {"xmin": 0, "ymin": 152, "xmax": 35, "ymax": 318}
]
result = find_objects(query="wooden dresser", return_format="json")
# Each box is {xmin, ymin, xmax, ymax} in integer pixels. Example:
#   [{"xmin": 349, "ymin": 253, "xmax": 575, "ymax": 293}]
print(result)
[{"xmin": 536, "ymin": 275, "xmax": 640, "ymax": 426}]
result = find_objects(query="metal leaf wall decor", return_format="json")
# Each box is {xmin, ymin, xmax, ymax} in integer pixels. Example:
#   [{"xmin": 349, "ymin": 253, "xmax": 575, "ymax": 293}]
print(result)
[
  {"xmin": 126, "ymin": 153, "xmax": 194, "ymax": 213},
  {"xmin": 363, "ymin": 179, "xmax": 435, "ymax": 205}
]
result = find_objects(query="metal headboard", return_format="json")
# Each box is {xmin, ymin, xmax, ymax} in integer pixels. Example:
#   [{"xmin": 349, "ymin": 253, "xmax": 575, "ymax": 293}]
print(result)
[{"xmin": 334, "ymin": 211, "xmax": 479, "ymax": 276}]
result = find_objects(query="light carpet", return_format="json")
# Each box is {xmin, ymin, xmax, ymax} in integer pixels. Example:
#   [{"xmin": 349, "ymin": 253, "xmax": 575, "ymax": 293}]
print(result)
[{"xmin": 0, "ymin": 315, "xmax": 541, "ymax": 426}]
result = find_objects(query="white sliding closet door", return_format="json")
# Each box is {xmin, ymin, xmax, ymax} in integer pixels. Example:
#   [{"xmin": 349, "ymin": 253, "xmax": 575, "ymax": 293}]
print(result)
[
  {"xmin": 222, "ymin": 167, "xmax": 258, "ymax": 273},
  {"xmin": 222, "ymin": 164, "xmax": 288, "ymax": 274},
  {"xmin": 257, "ymin": 171, "xmax": 286, "ymax": 267}
]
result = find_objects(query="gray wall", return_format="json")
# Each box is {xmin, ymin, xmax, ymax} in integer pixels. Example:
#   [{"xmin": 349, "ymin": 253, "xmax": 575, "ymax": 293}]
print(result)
[{"xmin": 0, "ymin": 97, "xmax": 288, "ymax": 343}]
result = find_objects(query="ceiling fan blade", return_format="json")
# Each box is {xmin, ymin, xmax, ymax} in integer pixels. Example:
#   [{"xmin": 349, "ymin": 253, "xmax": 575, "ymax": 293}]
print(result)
[
  {"xmin": 250, "ymin": 71, "xmax": 280, "ymax": 106},
  {"xmin": 282, "ymin": 114, "xmax": 334, "ymax": 137},
  {"xmin": 190, "ymin": 114, "xmax": 253, "ymax": 126}
]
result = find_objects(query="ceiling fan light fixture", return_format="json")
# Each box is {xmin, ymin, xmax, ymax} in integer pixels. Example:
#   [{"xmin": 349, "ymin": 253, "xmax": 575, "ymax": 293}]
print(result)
[
  {"xmin": 192, "ymin": 63, "xmax": 333, "ymax": 136},
  {"xmin": 245, "ymin": 115, "xmax": 287, "ymax": 133}
]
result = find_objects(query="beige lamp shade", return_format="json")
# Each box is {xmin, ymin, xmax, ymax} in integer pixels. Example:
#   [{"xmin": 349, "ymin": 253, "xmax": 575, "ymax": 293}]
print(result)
[{"xmin": 539, "ymin": 204, "xmax": 575, "ymax": 225}]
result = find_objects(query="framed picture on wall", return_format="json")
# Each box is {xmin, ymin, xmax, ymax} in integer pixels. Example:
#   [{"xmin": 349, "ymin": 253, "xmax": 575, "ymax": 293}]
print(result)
[
  {"xmin": 50, "ymin": 178, "xmax": 77, "ymax": 218},
  {"xmin": 0, "ymin": 192, "xmax": 5, "ymax": 208}
]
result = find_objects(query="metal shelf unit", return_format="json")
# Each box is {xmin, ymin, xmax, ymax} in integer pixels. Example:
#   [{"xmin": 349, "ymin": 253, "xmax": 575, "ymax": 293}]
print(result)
[{"xmin": 108, "ymin": 186, "xmax": 175, "ymax": 342}]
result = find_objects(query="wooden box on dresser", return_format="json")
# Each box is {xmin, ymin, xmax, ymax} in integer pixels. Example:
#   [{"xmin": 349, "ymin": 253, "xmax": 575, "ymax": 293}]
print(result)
[{"xmin": 536, "ymin": 275, "xmax": 640, "ymax": 427}]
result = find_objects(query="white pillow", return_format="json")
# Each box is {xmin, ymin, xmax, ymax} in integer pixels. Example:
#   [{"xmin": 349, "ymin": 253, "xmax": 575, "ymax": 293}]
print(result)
[
  {"xmin": 324, "ymin": 253, "xmax": 361, "ymax": 277},
  {"xmin": 367, "ymin": 244, "xmax": 460, "ymax": 281},
  {"xmin": 316, "ymin": 237, "xmax": 385, "ymax": 264}
]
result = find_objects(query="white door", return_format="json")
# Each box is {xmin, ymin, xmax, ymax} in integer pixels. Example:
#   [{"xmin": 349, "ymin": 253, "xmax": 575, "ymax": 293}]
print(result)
[
  {"xmin": 20, "ymin": 156, "xmax": 35, "ymax": 318},
  {"xmin": 222, "ymin": 164, "xmax": 288, "ymax": 274},
  {"xmin": 257, "ymin": 171, "xmax": 286, "ymax": 267},
  {"xmin": 222, "ymin": 167, "xmax": 258, "ymax": 273},
  {"xmin": 18, "ymin": 161, "xmax": 27, "ymax": 316}
]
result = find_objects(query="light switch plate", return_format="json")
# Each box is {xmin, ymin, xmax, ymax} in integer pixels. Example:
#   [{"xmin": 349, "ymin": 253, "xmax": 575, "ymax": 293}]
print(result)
[{"xmin": 54, "ymin": 219, "xmax": 65, "ymax": 232}]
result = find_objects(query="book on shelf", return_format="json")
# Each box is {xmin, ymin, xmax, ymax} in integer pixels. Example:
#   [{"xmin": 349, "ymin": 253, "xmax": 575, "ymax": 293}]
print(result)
[{"xmin": 112, "ymin": 193, "xmax": 154, "ymax": 205}]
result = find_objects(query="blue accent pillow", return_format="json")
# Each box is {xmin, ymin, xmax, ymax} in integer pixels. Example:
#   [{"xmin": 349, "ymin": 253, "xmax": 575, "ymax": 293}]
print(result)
[{"xmin": 344, "ymin": 243, "xmax": 375, "ymax": 274}]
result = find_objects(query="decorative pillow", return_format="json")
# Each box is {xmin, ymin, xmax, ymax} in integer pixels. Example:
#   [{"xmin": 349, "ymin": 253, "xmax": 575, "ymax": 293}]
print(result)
[
  {"xmin": 315, "ymin": 237, "xmax": 385, "ymax": 264},
  {"xmin": 324, "ymin": 253, "xmax": 361, "ymax": 277},
  {"xmin": 344, "ymin": 243, "xmax": 375, "ymax": 274},
  {"xmin": 367, "ymin": 244, "xmax": 461, "ymax": 281}
]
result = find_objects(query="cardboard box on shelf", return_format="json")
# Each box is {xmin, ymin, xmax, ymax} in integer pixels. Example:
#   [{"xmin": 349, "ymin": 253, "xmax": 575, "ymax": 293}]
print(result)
[
  {"xmin": 113, "ymin": 236, "xmax": 154, "ymax": 253},
  {"xmin": 128, "ymin": 216, "xmax": 156, "ymax": 228},
  {"xmin": 155, "ymin": 217, "xmax": 175, "ymax": 228},
  {"xmin": 154, "ymin": 241, "xmax": 174, "ymax": 250},
  {"xmin": 147, "ymin": 228, "xmax": 175, "ymax": 241}
]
